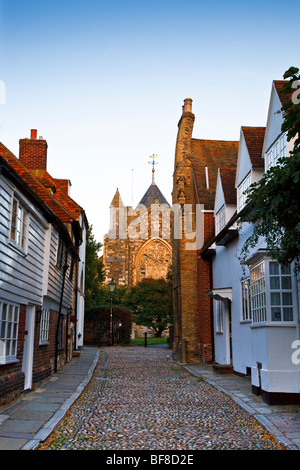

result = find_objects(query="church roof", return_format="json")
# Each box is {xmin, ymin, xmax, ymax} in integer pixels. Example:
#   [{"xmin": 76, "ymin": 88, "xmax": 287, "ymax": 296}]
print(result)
[
  {"xmin": 138, "ymin": 182, "xmax": 170, "ymax": 208},
  {"xmin": 110, "ymin": 188, "xmax": 124, "ymax": 207}
]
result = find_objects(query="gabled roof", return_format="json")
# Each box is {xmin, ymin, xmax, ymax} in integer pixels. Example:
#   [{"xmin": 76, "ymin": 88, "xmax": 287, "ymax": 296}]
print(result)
[
  {"xmin": 219, "ymin": 167, "xmax": 236, "ymax": 205},
  {"xmin": 0, "ymin": 142, "xmax": 76, "ymax": 225},
  {"xmin": 190, "ymin": 139, "xmax": 239, "ymax": 210},
  {"xmin": 138, "ymin": 182, "xmax": 170, "ymax": 208},
  {"xmin": 273, "ymin": 80, "xmax": 291, "ymax": 107},
  {"xmin": 241, "ymin": 127, "xmax": 265, "ymax": 168}
]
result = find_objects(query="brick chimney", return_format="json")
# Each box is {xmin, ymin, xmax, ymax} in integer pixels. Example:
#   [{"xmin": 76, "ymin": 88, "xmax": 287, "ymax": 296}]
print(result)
[
  {"xmin": 182, "ymin": 98, "xmax": 193, "ymax": 114},
  {"xmin": 19, "ymin": 129, "xmax": 48, "ymax": 171}
]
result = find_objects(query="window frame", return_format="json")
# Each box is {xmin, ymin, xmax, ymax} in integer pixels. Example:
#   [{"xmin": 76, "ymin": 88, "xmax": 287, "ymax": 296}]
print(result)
[
  {"xmin": 266, "ymin": 133, "xmax": 287, "ymax": 171},
  {"xmin": 9, "ymin": 196, "xmax": 28, "ymax": 252},
  {"xmin": 249, "ymin": 259, "xmax": 295, "ymax": 325},
  {"xmin": 215, "ymin": 300, "xmax": 224, "ymax": 334},
  {"xmin": 39, "ymin": 309, "xmax": 50, "ymax": 345},
  {"xmin": 0, "ymin": 301, "xmax": 20, "ymax": 364},
  {"xmin": 215, "ymin": 204, "xmax": 226, "ymax": 234},
  {"xmin": 237, "ymin": 172, "xmax": 251, "ymax": 212},
  {"xmin": 241, "ymin": 278, "xmax": 252, "ymax": 322}
]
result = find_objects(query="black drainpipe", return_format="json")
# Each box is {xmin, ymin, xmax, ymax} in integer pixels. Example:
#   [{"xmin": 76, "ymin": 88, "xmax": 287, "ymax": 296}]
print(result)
[{"xmin": 54, "ymin": 255, "xmax": 69, "ymax": 373}]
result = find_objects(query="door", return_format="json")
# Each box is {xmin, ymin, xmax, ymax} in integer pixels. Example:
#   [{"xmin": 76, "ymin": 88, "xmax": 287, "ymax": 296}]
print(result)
[
  {"xmin": 226, "ymin": 300, "xmax": 233, "ymax": 365},
  {"xmin": 22, "ymin": 305, "xmax": 35, "ymax": 390}
]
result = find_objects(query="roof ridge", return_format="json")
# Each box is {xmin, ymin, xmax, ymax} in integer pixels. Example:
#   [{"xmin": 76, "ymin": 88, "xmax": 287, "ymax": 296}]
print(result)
[{"xmin": 0, "ymin": 142, "xmax": 76, "ymax": 222}]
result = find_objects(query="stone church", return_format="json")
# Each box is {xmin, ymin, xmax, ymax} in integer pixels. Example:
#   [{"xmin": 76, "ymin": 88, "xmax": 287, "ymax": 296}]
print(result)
[{"xmin": 103, "ymin": 161, "xmax": 172, "ymax": 289}]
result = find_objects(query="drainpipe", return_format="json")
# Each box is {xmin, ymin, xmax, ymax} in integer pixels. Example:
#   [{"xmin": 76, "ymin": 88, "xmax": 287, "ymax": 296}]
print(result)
[{"xmin": 54, "ymin": 258, "xmax": 69, "ymax": 373}]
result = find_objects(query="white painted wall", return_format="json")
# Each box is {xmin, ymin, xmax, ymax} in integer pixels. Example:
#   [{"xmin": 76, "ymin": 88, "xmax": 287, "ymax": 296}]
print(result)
[{"xmin": 0, "ymin": 174, "xmax": 47, "ymax": 305}]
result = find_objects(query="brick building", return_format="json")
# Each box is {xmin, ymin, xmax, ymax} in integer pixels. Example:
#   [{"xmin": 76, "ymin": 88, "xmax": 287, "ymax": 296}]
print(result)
[
  {"xmin": 172, "ymin": 98, "xmax": 239, "ymax": 363},
  {"xmin": 0, "ymin": 130, "xmax": 87, "ymax": 404}
]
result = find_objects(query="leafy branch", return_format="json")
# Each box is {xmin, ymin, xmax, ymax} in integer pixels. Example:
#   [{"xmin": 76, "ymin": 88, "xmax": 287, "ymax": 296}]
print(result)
[{"xmin": 240, "ymin": 67, "xmax": 300, "ymax": 272}]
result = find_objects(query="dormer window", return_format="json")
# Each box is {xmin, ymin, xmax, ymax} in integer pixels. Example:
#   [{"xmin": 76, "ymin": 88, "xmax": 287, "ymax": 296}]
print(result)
[
  {"xmin": 237, "ymin": 172, "xmax": 251, "ymax": 212},
  {"xmin": 266, "ymin": 133, "xmax": 287, "ymax": 171}
]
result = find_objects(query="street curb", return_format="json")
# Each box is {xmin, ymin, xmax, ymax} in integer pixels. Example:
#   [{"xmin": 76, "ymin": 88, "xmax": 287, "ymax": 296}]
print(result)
[
  {"xmin": 21, "ymin": 349, "xmax": 100, "ymax": 450},
  {"xmin": 182, "ymin": 364, "xmax": 299, "ymax": 451}
]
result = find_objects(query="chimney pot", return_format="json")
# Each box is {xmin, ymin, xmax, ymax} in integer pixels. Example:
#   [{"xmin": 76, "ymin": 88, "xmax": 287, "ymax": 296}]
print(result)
[
  {"xmin": 31, "ymin": 129, "xmax": 37, "ymax": 140},
  {"xmin": 183, "ymin": 98, "xmax": 193, "ymax": 114}
]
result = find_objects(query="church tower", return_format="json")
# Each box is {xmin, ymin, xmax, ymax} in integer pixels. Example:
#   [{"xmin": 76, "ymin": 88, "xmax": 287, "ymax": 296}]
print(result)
[{"xmin": 103, "ymin": 156, "xmax": 172, "ymax": 288}]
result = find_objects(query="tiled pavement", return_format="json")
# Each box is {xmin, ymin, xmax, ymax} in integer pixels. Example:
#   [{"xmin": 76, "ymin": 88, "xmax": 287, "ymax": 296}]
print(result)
[
  {"xmin": 0, "ymin": 347, "xmax": 99, "ymax": 450},
  {"xmin": 184, "ymin": 363, "xmax": 300, "ymax": 450},
  {"xmin": 0, "ymin": 345, "xmax": 299, "ymax": 450}
]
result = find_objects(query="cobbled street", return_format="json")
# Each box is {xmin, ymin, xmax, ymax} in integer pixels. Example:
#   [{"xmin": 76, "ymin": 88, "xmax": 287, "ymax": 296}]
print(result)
[{"xmin": 38, "ymin": 346, "xmax": 284, "ymax": 451}]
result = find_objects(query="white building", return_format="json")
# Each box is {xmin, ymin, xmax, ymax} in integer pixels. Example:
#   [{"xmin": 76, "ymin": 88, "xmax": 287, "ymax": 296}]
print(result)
[{"xmin": 204, "ymin": 81, "xmax": 300, "ymax": 405}]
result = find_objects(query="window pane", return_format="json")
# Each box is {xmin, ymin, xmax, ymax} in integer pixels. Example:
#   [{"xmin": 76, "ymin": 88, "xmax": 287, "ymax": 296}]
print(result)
[
  {"xmin": 281, "ymin": 277, "xmax": 292, "ymax": 289},
  {"xmin": 270, "ymin": 262, "xmax": 279, "ymax": 275},
  {"xmin": 282, "ymin": 292, "xmax": 293, "ymax": 305},
  {"xmin": 8, "ymin": 305, "xmax": 13, "ymax": 321},
  {"xmin": 14, "ymin": 307, "xmax": 19, "ymax": 322},
  {"xmin": 270, "ymin": 277, "xmax": 280, "ymax": 289},
  {"xmin": 2, "ymin": 304, "xmax": 7, "ymax": 320},
  {"xmin": 283, "ymin": 308, "xmax": 293, "ymax": 321},
  {"xmin": 271, "ymin": 292, "xmax": 281, "ymax": 305},
  {"xmin": 281, "ymin": 264, "xmax": 291, "ymax": 275},
  {"xmin": 0, "ymin": 322, "xmax": 6, "ymax": 338},
  {"xmin": 271, "ymin": 307, "xmax": 282, "ymax": 321}
]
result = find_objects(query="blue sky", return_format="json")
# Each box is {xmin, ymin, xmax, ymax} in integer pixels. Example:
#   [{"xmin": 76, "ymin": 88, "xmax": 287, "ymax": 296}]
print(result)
[{"xmin": 0, "ymin": 0, "xmax": 299, "ymax": 247}]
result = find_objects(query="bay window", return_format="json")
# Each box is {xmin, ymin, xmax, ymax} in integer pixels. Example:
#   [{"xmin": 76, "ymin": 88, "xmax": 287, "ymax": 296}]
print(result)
[{"xmin": 249, "ymin": 259, "xmax": 294, "ymax": 324}]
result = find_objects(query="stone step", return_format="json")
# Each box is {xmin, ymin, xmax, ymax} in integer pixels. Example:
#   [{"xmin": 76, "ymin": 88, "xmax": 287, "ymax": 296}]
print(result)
[{"xmin": 213, "ymin": 364, "xmax": 234, "ymax": 374}]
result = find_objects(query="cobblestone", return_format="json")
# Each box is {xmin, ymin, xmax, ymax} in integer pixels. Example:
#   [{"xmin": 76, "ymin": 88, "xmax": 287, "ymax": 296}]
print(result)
[{"xmin": 38, "ymin": 347, "xmax": 285, "ymax": 450}]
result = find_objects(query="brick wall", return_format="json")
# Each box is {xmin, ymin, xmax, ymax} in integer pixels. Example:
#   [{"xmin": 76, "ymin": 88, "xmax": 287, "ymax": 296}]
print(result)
[
  {"xmin": 33, "ymin": 309, "xmax": 66, "ymax": 379},
  {"xmin": 0, "ymin": 304, "xmax": 26, "ymax": 405}
]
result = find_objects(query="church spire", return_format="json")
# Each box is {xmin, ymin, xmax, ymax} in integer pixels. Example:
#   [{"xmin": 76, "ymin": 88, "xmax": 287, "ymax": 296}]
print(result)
[
  {"xmin": 149, "ymin": 154, "xmax": 158, "ymax": 185},
  {"xmin": 110, "ymin": 188, "xmax": 124, "ymax": 208}
]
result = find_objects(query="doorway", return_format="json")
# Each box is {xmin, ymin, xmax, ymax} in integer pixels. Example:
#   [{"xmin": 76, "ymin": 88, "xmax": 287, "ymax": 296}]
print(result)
[{"xmin": 22, "ymin": 305, "xmax": 35, "ymax": 391}]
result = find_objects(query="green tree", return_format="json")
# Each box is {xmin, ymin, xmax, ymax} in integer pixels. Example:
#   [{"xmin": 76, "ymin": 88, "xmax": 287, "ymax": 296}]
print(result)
[
  {"xmin": 125, "ymin": 278, "xmax": 173, "ymax": 337},
  {"xmin": 85, "ymin": 225, "xmax": 106, "ymax": 310},
  {"xmin": 240, "ymin": 66, "xmax": 300, "ymax": 271}
]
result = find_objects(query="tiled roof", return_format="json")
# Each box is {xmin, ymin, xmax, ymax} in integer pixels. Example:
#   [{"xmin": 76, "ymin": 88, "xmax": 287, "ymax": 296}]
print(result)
[
  {"xmin": 32, "ymin": 170, "xmax": 83, "ymax": 219},
  {"xmin": 219, "ymin": 167, "xmax": 237, "ymax": 205},
  {"xmin": 273, "ymin": 80, "xmax": 291, "ymax": 107},
  {"xmin": 190, "ymin": 139, "xmax": 239, "ymax": 210},
  {"xmin": 0, "ymin": 142, "xmax": 75, "ymax": 224},
  {"xmin": 138, "ymin": 183, "xmax": 170, "ymax": 208},
  {"xmin": 242, "ymin": 127, "xmax": 265, "ymax": 168}
]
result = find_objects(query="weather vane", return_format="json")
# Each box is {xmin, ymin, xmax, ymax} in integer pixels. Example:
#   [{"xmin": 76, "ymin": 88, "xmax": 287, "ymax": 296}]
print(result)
[{"xmin": 149, "ymin": 154, "xmax": 158, "ymax": 184}]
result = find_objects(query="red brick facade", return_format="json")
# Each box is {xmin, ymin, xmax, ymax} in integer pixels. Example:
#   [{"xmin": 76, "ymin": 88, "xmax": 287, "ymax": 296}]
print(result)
[{"xmin": 172, "ymin": 99, "xmax": 238, "ymax": 364}]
